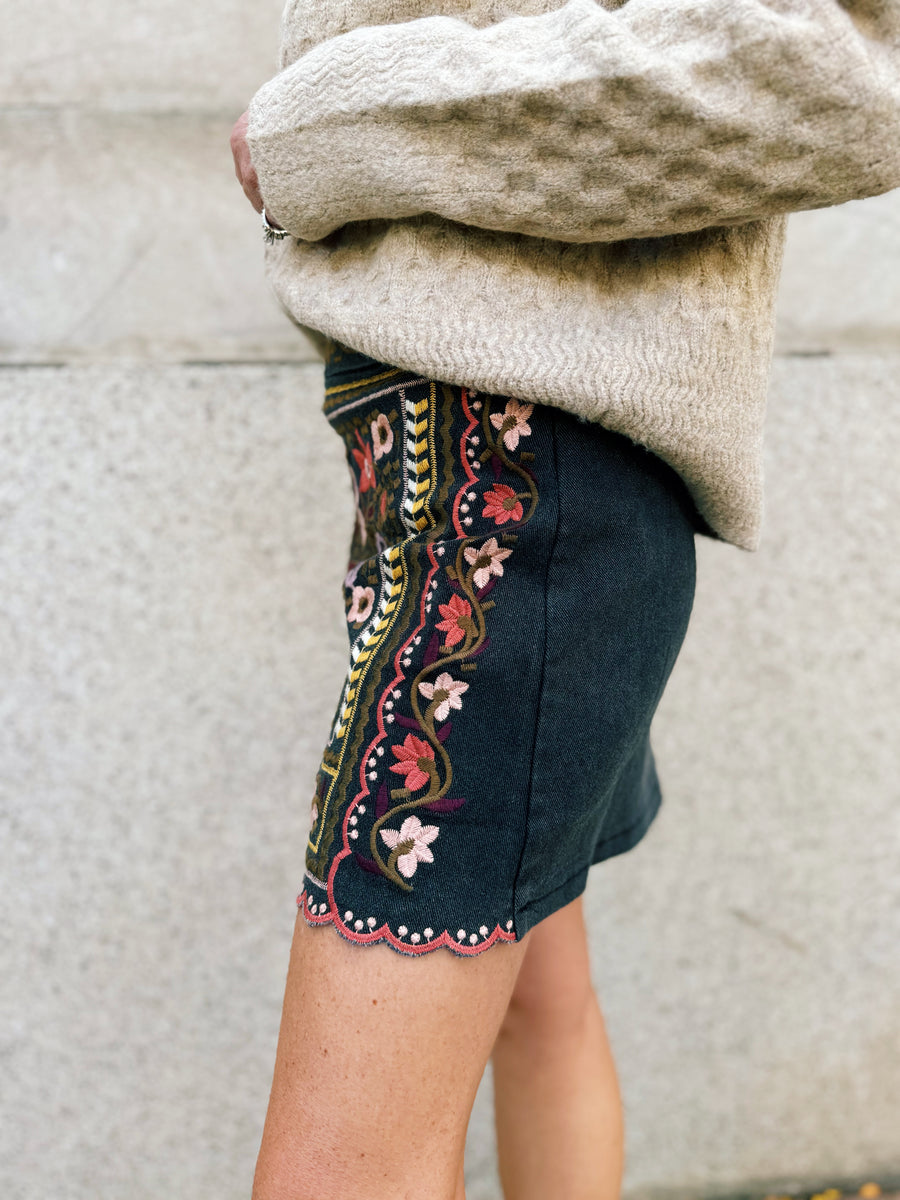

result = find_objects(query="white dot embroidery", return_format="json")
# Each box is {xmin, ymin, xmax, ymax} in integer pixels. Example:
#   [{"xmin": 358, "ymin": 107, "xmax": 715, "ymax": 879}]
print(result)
[
  {"xmin": 469, "ymin": 933, "xmax": 478, "ymax": 944},
  {"xmin": 345, "ymin": 911, "xmax": 353, "ymax": 921},
  {"xmin": 358, "ymin": 803, "xmax": 367, "ymax": 812},
  {"xmin": 392, "ymin": 689, "xmax": 401, "ymax": 698},
  {"xmin": 367, "ymin": 757, "xmax": 376, "ymax": 767},
  {"xmin": 460, "ymin": 503, "xmax": 469, "ymax": 512},
  {"xmin": 457, "ymin": 929, "xmax": 466, "ymax": 940},
  {"xmin": 473, "ymin": 460, "xmax": 481, "ymax": 470},
  {"xmin": 436, "ymin": 546, "xmax": 445, "ymax": 556},
  {"xmin": 386, "ymin": 714, "xmax": 395, "ymax": 723},
  {"xmin": 366, "ymin": 917, "xmax": 377, "ymax": 928},
  {"xmin": 385, "ymin": 700, "xmax": 394, "ymax": 709},
  {"xmin": 349, "ymin": 815, "xmax": 358, "ymax": 825},
  {"xmin": 479, "ymin": 925, "xmax": 488, "ymax": 936},
  {"xmin": 423, "ymin": 928, "xmax": 433, "ymax": 938},
  {"xmin": 349, "ymin": 829, "xmax": 358, "ymax": 839},
  {"xmin": 506, "ymin": 920, "xmax": 513, "ymax": 929},
  {"xmin": 368, "ymin": 771, "xmax": 377, "ymax": 780},
  {"xmin": 398, "ymin": 925, "xmax": 408, "ymax": 936},
  {"xmin": 354, "ymin": 919, "xmax": 364, "ymax": 931},
  {"xmin": 410, "ymin": 932, "xmax": 421, "ymax": 944},
  {"xmin": 463, "ymin": 517, "xmax": 472, "ymax": 525},
  {"xmin": 467, "ymin": 492, "xmax": 476, "ymax": 501}
]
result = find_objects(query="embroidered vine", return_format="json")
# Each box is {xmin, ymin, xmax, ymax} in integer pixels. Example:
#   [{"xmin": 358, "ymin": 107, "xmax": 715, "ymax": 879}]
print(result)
[{"xmin": 356, "ymin": 391, "xmax": 540, "ymax": 892}]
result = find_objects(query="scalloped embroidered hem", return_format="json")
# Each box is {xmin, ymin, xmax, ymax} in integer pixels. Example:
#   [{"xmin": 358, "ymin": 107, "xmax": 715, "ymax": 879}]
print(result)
[{"xmin": 297, "ymin": 886, "xmax": 519, "ymax": 957}]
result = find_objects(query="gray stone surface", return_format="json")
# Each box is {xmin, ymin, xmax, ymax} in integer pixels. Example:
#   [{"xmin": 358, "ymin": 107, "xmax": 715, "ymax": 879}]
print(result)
[
  {"xmin": 2, "ymin": 358, "xmax": 898, "ymax": 1199},
  {"xmin": 0, "ymin": 0, "xmax": 285, "ymax": 111},
  {"xmin": 0, "ymin": 111, "xmax": 316, "ymax": 363},
  {"xmin": 3, "ymin": 106, "xmax": 899, "ymax": 364},
  {"xmin": 773, "ymin": 189, "xmax": 900, "ymax": 353}
]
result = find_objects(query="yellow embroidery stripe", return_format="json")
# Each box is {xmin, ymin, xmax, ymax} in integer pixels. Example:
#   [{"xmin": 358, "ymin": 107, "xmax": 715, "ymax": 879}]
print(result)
[{"xmin": 324, "ymin": 367, "xmax": 403, "ymax": 397}]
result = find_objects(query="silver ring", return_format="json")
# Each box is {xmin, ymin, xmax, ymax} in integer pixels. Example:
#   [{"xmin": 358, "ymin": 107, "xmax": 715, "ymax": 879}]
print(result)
[{"xmin": 262, "ymin": 206, "xmax": 289, "ymax": 244}]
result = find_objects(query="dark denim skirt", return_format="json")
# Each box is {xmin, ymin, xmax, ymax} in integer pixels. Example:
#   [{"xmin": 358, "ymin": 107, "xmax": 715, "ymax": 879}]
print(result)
[{"xmin": 298, "ymin": 339, "xmax": 700, "ymax": 956}]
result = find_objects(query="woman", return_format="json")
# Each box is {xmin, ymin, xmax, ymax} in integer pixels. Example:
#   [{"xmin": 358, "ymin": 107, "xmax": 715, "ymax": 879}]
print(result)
[{"xmin": 231, "ymin": 2, "xmax": 900, "ymax": 1196}]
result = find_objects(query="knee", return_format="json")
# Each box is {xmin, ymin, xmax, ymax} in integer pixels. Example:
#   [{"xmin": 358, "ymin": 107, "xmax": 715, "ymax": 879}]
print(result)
[{"xmin": 498, "ymin": 971, "xmax": 597, "ymax": 1043}]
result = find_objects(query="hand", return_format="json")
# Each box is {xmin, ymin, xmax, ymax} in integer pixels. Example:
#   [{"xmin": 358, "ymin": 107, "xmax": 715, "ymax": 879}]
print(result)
[{"xmin": 230, "ymin": 110, "xmax": 283, "ymax": 228}]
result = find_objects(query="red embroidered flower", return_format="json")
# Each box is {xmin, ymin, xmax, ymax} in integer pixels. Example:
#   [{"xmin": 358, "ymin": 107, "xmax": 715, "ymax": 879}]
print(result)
[
  {"xmin": 378, "ymin": 488, "xmax": 388, "ymax": 520},
  {"xmin": 482, "ymin": 483, "xmax": 523, "ymax": 525},
  {"xmin": 389, "ymin": 733, "xmax": 436, "ymax": 791},
  {"xmin": 352, "ymin": 429, "xmax": 376, "ymax": 493},
  {"xmin": 435, "ymin": 593, "xmax": 472, "ymax": 647}
]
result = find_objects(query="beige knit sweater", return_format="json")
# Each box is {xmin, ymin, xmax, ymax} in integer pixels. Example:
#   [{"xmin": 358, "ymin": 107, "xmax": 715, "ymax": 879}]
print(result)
[{"xmin": 246, "ymin": 0, "xmax": 900, "ymax": 549}]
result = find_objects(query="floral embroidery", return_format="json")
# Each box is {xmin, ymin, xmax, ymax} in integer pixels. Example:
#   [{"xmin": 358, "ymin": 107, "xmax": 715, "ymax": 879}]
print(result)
[
  {"xmin": 351, "ymin": 428, "xmax": 376, "ymax": 492},
  {"xmin": 490, "ymin": 398, "xmax": 534, "ymax": 451},
  {"xmin": 347, "ymin": 585, "xmax": 375, "ymax": 624},
  {"xmin": 418, "ymin": 671, "xmax": 469, "ymax": 722},
  {"xmin": 482, "ymin": 482, "xmax": 525, "ymax": 525},
  {"xmin": 435, "ymin": 593, "xmax": 473, "ymax": 647},
  {"xmin": 308, "ymin": 375, "xmax": 542, "ymax": 951},
  {"xmin": 344, "ymin": 390, "xmax": 542, "ymax": 897},
  {"xmin": 371, "ymin": 412, "xmax": 394, "ymax": 460},
  {"xmin": 379, "ymin": 814, "xmax": 439, "ymax": 879},
  {"xmin": 463, "ymin": 535, "xmax": 513, "ymax": 590},
  {"xmin": 389, "ymin": 733, "xmax": 436, "ymax": 791}
]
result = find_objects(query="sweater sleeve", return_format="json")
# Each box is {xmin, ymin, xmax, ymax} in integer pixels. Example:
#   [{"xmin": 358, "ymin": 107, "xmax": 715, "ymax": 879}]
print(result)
[{"xmin": 245, "ymin": 0, "xmax": 900, "ymax": 244}]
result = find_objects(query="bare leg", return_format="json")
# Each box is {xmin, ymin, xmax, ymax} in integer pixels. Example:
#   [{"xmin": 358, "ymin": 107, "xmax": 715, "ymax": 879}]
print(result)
[
  {"xmin": 491, "ymin": 895, "xmax": 625, "ymax": 1200},
  {"xmin": 252, "ymin": 910, "xmax": 531, "ymax": 1200}
]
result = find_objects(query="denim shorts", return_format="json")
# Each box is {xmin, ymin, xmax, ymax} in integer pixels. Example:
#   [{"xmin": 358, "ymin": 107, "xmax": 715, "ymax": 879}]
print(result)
[{"xmin": 298, "ymin": 339, "xmax": 700, "ymax": 956}]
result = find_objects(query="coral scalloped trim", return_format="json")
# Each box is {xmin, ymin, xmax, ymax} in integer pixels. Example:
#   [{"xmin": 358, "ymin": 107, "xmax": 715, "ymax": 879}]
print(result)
[{"xmin": 296, "ymin": 888, "xmax": 518, "ymax": 957}]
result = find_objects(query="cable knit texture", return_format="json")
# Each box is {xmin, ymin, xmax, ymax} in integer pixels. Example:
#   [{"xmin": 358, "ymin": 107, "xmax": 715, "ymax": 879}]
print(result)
[{"xmin": 246, "ymin": 0, "xmax": 900, "ymax": 549}]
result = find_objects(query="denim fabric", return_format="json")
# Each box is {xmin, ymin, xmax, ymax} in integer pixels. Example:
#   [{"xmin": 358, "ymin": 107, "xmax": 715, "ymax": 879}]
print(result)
[{"xmin": 297, "ymin": 340, "xmax": 698, "ymax": 956}]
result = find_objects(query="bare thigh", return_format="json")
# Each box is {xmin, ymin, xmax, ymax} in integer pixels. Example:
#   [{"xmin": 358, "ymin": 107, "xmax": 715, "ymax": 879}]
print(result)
[{"xmin": 252, "ymin": 911, "xmax": 532, "ymax": 1200}]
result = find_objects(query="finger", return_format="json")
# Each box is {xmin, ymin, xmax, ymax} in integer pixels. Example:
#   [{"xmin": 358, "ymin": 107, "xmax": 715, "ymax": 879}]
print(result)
[{"xmin": 243, "ymin": 165, "xmax": 264, "ymax": 214}]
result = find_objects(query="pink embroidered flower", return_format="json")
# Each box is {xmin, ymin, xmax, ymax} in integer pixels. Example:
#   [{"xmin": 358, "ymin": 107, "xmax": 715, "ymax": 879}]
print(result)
[
  {"xmin": 418, "ymin": 671, "xmax": 469, "ymax": 722},
  {"xmin": 343, "ymin": 561, "xmax": 361, "ymax": 590},
  {"xmin": 435, "ymin": 593, "xmax": 473, "ymax": 647},
  {"xmin": 482, "ymin": 483, "xmax": 524, "ymax": 525},
  {"xmin": 389, "ymin": 733, "xmax": 435, "ymax": 791},
  {"xmin": 490, "ymin": 398, "xmax": 533, "ymax": 451},
  {"xmin": 310, "ymin": 799, "xmax": 319, "ymax": 824},
  {"xmin": 371, "ymin": 413, "xmax": 394, "ymax": 460},
  {"xmin": 351, "ymin": 429, "xmax": 376, "ymax": 492},
  {"xmin": 463, "ymin": 535, "xmax": 513, "ymax": 590},
  {"xmin": 347, "ymin": 585, "xmax": 375, "ymax": 623},
  {"xmin": 379, "ymin": 815, "xmax": 439, "ymax": 879}
]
